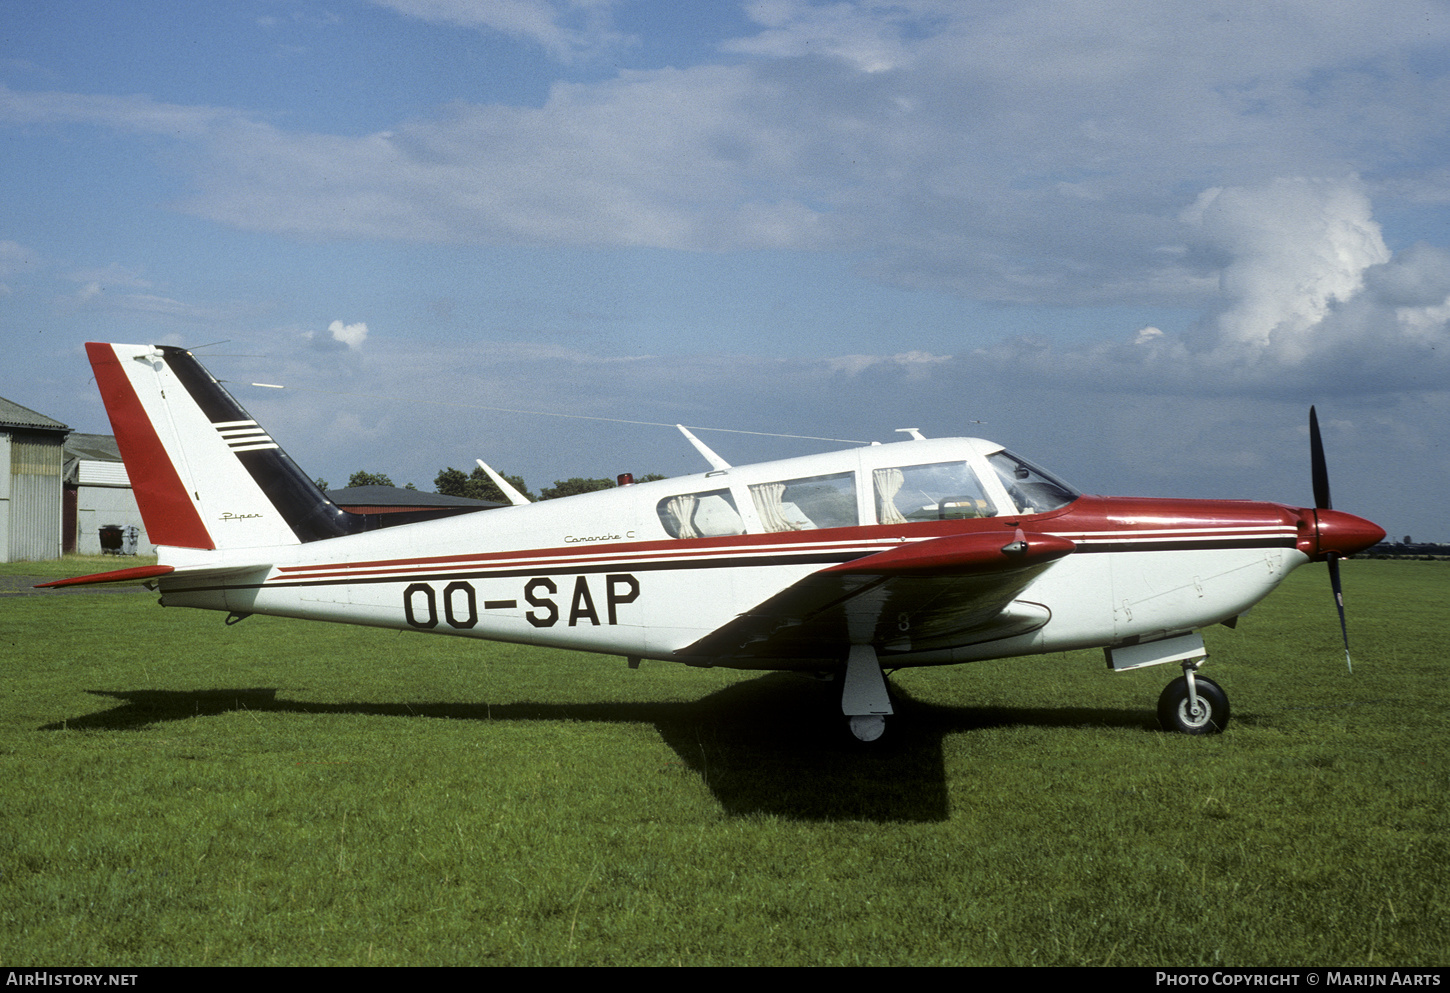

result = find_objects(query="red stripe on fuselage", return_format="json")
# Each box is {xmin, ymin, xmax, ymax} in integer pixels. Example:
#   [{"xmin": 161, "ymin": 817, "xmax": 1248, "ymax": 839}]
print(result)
[
  {"xmin": 1045, "ymin": 495, "xmax": 1305, "ymax": 552},
  {"xmin": 85, "ymin": 343, "xmax": 213, "ymax": 550},
  {"xmin": 262, "ymin": 495, "xmax": 1302, "ymax": 586},
  {"xmin": 270, "ymin": 534, "xmax": 895, "ymax": 583}
]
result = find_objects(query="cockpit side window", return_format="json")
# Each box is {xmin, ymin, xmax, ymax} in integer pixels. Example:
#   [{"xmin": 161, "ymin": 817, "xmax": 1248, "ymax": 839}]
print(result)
[
  {"xmin": 875, "ymin": 461, "xmax": 996, "ymax": 523},
  {"xmin": 657, "ymin": 488, "xmax": 744, "ymax": 539},
  {"xmin": 749, "ymin": 472, "xmax": 858, "ymax": 532},
  {"xmin": 987, "ymin": 451, "xmax": 1079, "ymax": 514}
]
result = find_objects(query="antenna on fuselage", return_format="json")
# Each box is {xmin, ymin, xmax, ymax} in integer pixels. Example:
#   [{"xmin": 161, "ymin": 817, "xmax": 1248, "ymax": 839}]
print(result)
[
  {"xmin": 896, "ymin": 428, "xmax": 926, "ymax": 441},
  {"xmin": 475, "ymin": 458, "xmax": 532, "ymax": 506},
  {"xmin": 677, "ymin": 425, "xmax": 731, "ymax": 471}
]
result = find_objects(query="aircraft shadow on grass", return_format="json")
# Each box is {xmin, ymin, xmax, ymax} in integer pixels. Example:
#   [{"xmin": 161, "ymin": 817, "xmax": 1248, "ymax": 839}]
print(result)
[{"xmin": 45, "ymin": 674, "xmax": 1150, "ymax": 823}]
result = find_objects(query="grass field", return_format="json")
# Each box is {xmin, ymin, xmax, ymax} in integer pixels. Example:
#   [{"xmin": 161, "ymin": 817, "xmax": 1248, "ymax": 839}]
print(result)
[{"xmin": 1, "ymin": 557, "xmax": 1446, "ymax": 966}]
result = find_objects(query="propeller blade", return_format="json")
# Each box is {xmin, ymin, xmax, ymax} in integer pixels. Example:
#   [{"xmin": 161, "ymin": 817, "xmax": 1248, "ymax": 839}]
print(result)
[
  {"xmin": 1312, "ymin": 407, "xmax": 1355, "ymax": 672},
  {"xmin": 1310, "ymin": 406, "xmax": 1332, "ymax": 510},
  {"xmin": 1327, "ymin": 553, "xmax": 1352, "ymax": 673}
]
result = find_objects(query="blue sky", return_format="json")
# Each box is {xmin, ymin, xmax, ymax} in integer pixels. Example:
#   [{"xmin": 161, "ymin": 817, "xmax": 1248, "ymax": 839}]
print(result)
[{"xmin": 3, "ymin": 0, "xmax": 1449, "ymax": 542}]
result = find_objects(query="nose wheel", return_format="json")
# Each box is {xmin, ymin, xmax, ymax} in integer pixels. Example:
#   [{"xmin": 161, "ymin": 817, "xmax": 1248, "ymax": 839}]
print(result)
[{"xmin": 1158, "ymin": 661, "xmax": 1230, "ymax": 734}]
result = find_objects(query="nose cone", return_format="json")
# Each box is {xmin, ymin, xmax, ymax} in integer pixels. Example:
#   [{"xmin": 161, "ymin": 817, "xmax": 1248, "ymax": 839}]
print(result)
[{"xmin": 1315, "ymin": 509, "xmax": 1386, "ymax": 559}]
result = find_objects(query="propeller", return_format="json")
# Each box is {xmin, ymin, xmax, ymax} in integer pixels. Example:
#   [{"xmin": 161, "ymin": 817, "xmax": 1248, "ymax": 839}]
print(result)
[{"xmin": 1309, "ymin": 406, "xmax": 1353, "ymax": 673}]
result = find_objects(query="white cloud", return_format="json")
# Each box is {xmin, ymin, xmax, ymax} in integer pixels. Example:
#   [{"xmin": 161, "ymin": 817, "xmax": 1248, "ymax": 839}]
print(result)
[
  {"xmin": 329, "ymin": 320, "xmax": 369, "ymax": 350},
  {"xmin": 725, "ymin": 0, "xmax": 921, "ymax": 73},
  {"xmin": 1184, "ymin": 177, "xmax": 1392, "ymax": 363},
  {"xmin": 372, "ymin": 0, "xmax": 631, "ymax": 63},
  {"xmin": 0, "ymin": 239, "xmax": 38, "ymax": 297},
  {"xmin": 7, "ymin": 3, "xmax": 1450, "ymax": 311},
  {"xmin": 0, "ymin": 239, "xmax": 33, "ymax": 273},
  {"xmin": 59, "ymin": 266, "xmax": 239, "ymax": 324},
  {"xmin": 0, "ymin": 83, "xmax": 234, "ymax": 137},
  {"xmin": 825, "ymin": 350, "xmax": 950, "ymax": 376}
]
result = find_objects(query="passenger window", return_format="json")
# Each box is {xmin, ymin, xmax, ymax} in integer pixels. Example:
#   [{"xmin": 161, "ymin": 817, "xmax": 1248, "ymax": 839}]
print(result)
[
  {"xmin": 657, "ymin": 489, "xmax": 744, "ymax": 539},
  {"xmin": 875, "ymin": 462, "xmax": 995, "ymax": 523},
  {"xmin": 749, "ymin": 472, "xmax": 858, "ymax": 532}
]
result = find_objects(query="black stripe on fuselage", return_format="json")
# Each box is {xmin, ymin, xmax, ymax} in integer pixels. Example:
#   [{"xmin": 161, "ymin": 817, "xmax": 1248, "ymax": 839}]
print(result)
[
  {"xmin": 154, "ymin": 531, "xmax": 1297, "ymax": 597},
  {"xmin": 158, "ymin": 550, "xmax": 868, "ymax": 595}
]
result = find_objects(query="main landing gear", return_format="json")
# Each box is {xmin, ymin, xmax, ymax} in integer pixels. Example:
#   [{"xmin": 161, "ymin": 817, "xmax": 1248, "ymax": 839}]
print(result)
[
  {"xmin": 1157, "ymin": 659, "xmax": 1230, "ymax": 735},
  {"xmin": 842, "ymin": 644, "xmax": 893, "ymax": 742}
]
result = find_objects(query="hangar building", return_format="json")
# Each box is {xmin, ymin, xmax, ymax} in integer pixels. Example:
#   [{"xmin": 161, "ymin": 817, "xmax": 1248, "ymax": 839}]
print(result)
[
  {"xmin": 1, "ymin": 396, "xmax": 70, "ymax": 562},
  {"xmin": 63, "ymin": 433, "xmax": 155, "ymax": 556}
]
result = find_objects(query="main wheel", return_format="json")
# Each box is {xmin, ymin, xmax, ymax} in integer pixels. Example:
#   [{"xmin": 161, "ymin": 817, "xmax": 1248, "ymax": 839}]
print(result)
[
  {"xmin": 1157, "ymin": 675, "xmax": 1230, "ymax": 735},
  {"xmin": 848, "ymin": 714, "xmax": 886, "ymax": 742}
]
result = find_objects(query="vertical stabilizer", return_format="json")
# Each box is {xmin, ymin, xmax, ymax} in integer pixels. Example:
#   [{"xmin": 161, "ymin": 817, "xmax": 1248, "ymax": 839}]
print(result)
[{"xmin": 86, "ymin": 343, "xmax": 367, "ymax": 550}]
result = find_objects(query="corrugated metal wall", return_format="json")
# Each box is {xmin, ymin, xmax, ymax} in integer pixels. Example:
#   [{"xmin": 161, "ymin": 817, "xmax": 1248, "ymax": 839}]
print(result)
[
  {"xmin": 6, "ymin": 429, "xmax": 64, "ymax": 561},
  {"xmin": 76, "ymin": 483, "xmax": 155, "ymax": 556}
]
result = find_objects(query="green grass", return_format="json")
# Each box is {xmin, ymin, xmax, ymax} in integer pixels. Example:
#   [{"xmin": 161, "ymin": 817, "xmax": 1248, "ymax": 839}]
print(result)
[
  {"xmin": 1, "ymin": 560, "xmax": 1445, "ymax": 965},
  {"xmin": 0, "ymin": 553, "xmax": 160, "ymax": 579}
]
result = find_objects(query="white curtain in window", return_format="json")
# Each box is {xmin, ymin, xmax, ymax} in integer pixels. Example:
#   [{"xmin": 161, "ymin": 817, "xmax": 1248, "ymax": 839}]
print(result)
[
  {"xmin": 874, "ymin": 468, "xmax": 907, "ymax": 525},
  {"xmin": 667, "ymin": 494, "xmax": 699, "ymax": 539},
  {"xmin": 749, "ymin": 482, "xmax": 796, "ymax": 533}
]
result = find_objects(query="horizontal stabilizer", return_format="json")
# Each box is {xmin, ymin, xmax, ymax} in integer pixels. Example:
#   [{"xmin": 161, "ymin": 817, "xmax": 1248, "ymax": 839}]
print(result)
[
  {"xmin": 35, "ymin": 565, "xmax": 176, "ymax": 589},
  {"xmin": 36, "ymin": 561, "xmax": 273, "ymax": 591}
]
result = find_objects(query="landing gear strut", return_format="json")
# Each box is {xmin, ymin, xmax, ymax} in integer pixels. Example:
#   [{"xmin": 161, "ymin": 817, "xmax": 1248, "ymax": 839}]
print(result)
[
  {"xmin": 842, "ymin": 645, "xmax": 893, "ymax": 742},
  {"xmin": 1157, "ymin": 659, "xmax": 1230, "ymax": 735}
]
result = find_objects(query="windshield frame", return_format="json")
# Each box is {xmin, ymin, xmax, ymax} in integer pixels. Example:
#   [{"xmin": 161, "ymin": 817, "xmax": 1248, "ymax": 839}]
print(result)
[{"xmin": 985, "ymin": 449, "xmax": 1081, "ymax": 515}]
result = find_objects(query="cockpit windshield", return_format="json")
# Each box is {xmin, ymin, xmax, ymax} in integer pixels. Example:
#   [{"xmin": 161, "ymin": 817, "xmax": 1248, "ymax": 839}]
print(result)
[{"xmin": 987, "ymin": 450, "xmax": 1080, "ymax": 514}]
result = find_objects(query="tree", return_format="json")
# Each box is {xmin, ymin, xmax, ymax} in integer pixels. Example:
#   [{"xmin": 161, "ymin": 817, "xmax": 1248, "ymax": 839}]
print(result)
[
  {"xmin": 539, "ymin": 477, "xmax": 616, "ymax": 500},
  {"xmin": 435, "ymin": 465, "xmax": 536, "ymax": 504},
  {"xmin": 314, "ymin": 477, "xmax": 330, "ymax": 492},
  {"xmin": 534, "ymin": 473, "xmax": 666, "ymax": 500},
  {"xmin": 348, "ymin": 470, "xmax": 394, "ymax": 488}
]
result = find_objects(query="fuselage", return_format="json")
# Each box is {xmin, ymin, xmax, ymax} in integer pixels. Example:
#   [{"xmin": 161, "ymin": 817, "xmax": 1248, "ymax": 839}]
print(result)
[{"xmin": 153, "ymin": 436, "xmax": 1374, "ymax": 671}]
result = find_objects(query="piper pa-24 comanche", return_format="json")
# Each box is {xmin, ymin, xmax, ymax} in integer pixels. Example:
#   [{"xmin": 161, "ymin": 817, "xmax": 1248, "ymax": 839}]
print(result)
[{"xmin": 46, "ymin": 343, "xmax": 1385, "ymax": 741}]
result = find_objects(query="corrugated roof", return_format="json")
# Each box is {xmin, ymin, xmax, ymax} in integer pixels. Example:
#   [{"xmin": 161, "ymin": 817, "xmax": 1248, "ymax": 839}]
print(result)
[
  {"xmin": 64, "ymin": 433, "xmax": 122, "ymax": 462},
  {"xmin": 0, "ymin": 396, "xmax": 70, "ymax": 433},
  {"xmin": 76, "ymin": 461, "xmax": 131, "ymax": 487}
]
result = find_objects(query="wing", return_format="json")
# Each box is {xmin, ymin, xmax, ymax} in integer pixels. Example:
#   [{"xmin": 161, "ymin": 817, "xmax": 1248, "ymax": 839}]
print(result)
[{"xmin": 675, "ymin": 530, "xmax": 1075, "ymax": 663}]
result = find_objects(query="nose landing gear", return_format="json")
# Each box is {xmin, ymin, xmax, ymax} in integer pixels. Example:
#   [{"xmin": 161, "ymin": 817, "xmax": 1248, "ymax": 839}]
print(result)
[{"xmin": 1158, "ymin": 659, "xmax": 1230, "ymax": 734}]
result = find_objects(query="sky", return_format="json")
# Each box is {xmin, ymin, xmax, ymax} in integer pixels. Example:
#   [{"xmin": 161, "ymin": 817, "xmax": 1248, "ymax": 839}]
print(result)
[{"xmin": 3, "ymin": 0, "xmax": 1449, "ymax": 542}]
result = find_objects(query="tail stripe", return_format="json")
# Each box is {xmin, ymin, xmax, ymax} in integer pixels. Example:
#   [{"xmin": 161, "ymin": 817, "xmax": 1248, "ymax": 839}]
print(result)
[
  {"xmin": 215, "ymin": 420, "xmax": 279, "ymax": 452},
  {"xmin": 84, "ymin": 343, "xmax": 216, "ymax": 550}
]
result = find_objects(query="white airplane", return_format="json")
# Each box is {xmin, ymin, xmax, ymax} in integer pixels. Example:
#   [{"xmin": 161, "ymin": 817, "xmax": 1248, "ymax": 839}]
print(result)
[{"xmin": 45, "ymin": 343, "xmax": 1385, "ymax": 741}]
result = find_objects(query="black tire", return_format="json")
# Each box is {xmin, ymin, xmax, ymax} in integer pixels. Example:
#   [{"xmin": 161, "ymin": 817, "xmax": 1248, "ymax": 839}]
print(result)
[
  {"xmin": 848, "ymin": 714, "xmax": 886, "ymax": 742},
  {"xmin": 1157, "ymin": 675, "xmax": 1230, "ymax": 735}
]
